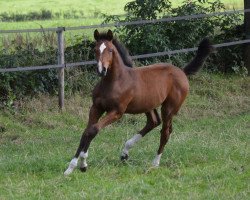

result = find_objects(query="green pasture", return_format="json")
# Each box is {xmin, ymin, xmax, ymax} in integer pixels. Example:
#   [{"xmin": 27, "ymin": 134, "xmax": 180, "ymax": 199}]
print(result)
[
  {"xmin": 0, "ymin": 73, "xmax": 249, "ymax": 199},
  {"xmin": 0, "ymin": 18, "xmax": 103, "ymax": 31},
  {"xmin": 0, "ymin": 0, "xmax": 131, "ymax": 15},
  {"xmin": 0, "ymin": 0, "xmax": 244, "ymax": 30},
  {"xmin": 0, "ymin": 0, "xmax": 243, "ymax": 14}
]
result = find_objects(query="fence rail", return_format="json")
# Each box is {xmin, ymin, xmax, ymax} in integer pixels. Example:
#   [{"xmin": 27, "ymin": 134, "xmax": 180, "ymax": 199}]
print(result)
[
  {"xmin": 1, "ymin": 39, "xmax": 250, "ymax": 73},
  {"xmin": 1, "ymin": 9, "xmax": 249, "ymax": 108},
  {"xmin": 66, "ymin": 9, "xmax": 250, "ymax": 30}
]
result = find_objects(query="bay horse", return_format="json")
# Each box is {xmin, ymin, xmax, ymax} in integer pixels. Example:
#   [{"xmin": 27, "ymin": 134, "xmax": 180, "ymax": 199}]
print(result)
[{"xmin": 64, "ymin": 29, "xmax": 213, "ymax": 175}]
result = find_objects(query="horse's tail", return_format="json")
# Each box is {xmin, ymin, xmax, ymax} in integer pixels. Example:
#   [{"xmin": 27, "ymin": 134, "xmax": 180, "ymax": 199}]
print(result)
[{"xmin": 183, "ymin": 38, "xmax": 213, "ymax": 76}]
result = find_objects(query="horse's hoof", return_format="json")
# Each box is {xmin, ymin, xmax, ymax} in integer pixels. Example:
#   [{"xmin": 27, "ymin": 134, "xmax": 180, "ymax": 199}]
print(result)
[
  {"xmin": 80, "ymin": 167, "xmax": 87, "ymax": 172},
  {"xmin": 64, "ymin": 168, "xmax": 74, "ymax": 176},
  {"xmin": 120, "ymin": 154, "xmax": 129, "ymax": 161}
]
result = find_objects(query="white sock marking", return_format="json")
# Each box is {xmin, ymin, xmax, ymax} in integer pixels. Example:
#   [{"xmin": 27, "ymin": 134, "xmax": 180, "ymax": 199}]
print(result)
[
  {"xmin": 152, "ymin": 153, "xmax": 162, "ymax": 167},
  {"xmin": 79, "ymin": 151, "xmax": 88, "ymax": 168},
  {"xmin": 122, "ymin": 134, "xmax": 142, "ymax": 156},
  {"xmin": 80, "ymin": 151, "xmax": 88, "ymax": 158},
  {"xmin": 64, "ymin": 157, "xmax": 78, "ymax": 176}
]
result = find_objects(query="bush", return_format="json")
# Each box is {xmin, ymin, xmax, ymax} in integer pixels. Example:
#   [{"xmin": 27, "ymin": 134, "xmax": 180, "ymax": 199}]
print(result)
[
  {"xmin": 0, "ymin": 10, "xmax": 54, "ymax": 22},
  {"xmin": 103, "ymin": 0, "xmax": 245, "ymax": 73},
  {"xmin": 0, "ymin": 9, "xmax": 92, "ymax": 22},
  {"xmin": 0, "ymin": 33, "xmax": 95, "ymax": 107}
]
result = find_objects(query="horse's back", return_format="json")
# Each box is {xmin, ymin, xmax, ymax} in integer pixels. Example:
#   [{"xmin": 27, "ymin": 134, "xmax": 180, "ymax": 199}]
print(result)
[
  {"xmin": 125, "ymin": 63, "xmax": 189, "ymax": 114},
  {"xmin": 134, "ymin": 63, "xmax": 189, "ymax": 92}
]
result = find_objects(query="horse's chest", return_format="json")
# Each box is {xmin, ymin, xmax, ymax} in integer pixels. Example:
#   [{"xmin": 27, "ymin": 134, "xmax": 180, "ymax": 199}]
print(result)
[
  {"xmin": 94, "ymin": 92, "xmax": 120, "ymax": 111},
  {"xmin": 93, "ymin": 80, "xmax": 132, "ymax": 111}
]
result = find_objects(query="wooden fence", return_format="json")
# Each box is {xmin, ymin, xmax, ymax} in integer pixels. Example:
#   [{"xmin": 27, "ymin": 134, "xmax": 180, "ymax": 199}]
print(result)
[{"xmin": 0, "ymin": 9, "xmax": 250, "ymax": 109}]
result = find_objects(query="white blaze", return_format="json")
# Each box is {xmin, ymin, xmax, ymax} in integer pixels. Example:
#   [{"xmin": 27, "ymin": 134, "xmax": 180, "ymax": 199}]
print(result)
[
  {"xmin": 98, "ymin": 43, "xmax": 106, "ymax": 73},
  {"xmin": 99, "ymin": 43, "xmax": 106, "ymax": 54},
  {"xmin": 98, "ymin": 61, "xmax": 103, "ymax": 74}
]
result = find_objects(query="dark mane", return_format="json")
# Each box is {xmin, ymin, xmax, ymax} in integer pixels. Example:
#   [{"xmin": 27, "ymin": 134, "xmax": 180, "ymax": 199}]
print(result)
[
  {"xmin": 112, "ymin": 39, "xmax": 133, "ymax": 68},
  {"xmin": 97, "ymin": 33, "xmax": 133, "ymax": 68}
]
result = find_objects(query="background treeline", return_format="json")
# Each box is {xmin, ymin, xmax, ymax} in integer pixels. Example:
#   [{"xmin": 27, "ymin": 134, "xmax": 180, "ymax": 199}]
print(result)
[{"xmin": 0, "ymin": 0, "xmax": 247, "ymax": 107}]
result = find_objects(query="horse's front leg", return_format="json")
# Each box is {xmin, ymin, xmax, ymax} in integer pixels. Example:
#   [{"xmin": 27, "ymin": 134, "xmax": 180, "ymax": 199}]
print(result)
[
  {"xmin": 64, "ymin": 110, "xmax": 122, "ymax": 175},
  {"xmin": 64, "ymin": 105, "xmax": 103, "ymax": 175}
]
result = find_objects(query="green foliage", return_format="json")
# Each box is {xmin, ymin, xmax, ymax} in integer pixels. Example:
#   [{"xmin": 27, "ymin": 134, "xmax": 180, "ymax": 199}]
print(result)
[
  {"xmin": 104, "ymin": 0, "xmax": 245, "ymax": 73},
  {"xmin": 0, "ymin": 10, "xmax": 53, "ymax": 22},
  {"xmin": 0, "ymin": 33, "xmax": 96, "ymax": 107},
  {"xmin": 0, "ymin": 32, "xmax": 58, "ymax": 107},
  {"xmin": 0, "ymin": 70, "xmax": 58, "ymax": 108},
  {"xmin": 0, "ymin": 0, "xmax": 247, "ymax": 107}
]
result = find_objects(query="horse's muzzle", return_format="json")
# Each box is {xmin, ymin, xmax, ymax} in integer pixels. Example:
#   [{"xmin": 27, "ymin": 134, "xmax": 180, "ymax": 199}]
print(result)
[{"xmin": 97, "ymin": 66, "xmax": 107, "ymax": 77}]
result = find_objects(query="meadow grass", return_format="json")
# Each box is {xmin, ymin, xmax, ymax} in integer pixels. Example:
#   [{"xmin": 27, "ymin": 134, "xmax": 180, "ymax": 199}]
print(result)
[
  {"xmin": 0, "ymin": 0, "xmax": 132, "ymax": 16},
  {"xmin": 0, "ymin": 0, "xmax": 242, "ymax": 14},
  {"xmin": 0, "ymin": 18, "xmax": 103, "ymax": 31},
  {"xmin": 0, "ymin": 0, "xmax": 244, "ymax": 31},
  {"xmin": 0, "ymin": 73, "xmax": 249, "ymax": 199}
]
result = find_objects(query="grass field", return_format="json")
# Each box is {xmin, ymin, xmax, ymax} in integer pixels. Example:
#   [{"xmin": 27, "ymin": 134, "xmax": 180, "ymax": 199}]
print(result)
[
  {"xmin": 0, "ymin": 73, "xmax": 249, "ymax": 199},
  {"xmin": 0, "ymin": 0, "xmax": 242, "ymax": 14},
  {"xmin": 0, "ymin": 0, "xmax": 244, "ymax": 30},
  {"xmin": 0, "ymin": 0, "xmax": 132, "ymax": 15}
]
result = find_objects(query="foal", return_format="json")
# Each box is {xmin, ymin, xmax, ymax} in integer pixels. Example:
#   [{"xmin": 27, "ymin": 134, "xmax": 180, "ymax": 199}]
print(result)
[{"xmin": 64, "ymin": 29, "xmax": 213, "ymax": 175}]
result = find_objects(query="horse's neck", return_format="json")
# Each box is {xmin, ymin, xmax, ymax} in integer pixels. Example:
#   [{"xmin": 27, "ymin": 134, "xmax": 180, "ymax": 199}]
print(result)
[{"xmin": 105, "ymin": 49, "xmax": 127, "ymax": 81}]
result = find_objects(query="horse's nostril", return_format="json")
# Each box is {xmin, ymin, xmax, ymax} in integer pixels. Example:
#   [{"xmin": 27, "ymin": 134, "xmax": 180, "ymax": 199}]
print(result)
[
  {"xmin": 102, "ymin": 68, "xmax": 107, "ymax": 76},
  {"xmin": 97, "ymin": 66, "xmax": 108, "ymax": 77}
]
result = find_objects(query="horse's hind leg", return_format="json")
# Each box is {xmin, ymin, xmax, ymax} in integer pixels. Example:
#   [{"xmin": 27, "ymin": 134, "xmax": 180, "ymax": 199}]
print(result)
[
  {"xmin": 152, "ymin": 104, "xmax": 174, "ymax": 167},
  {"xmin": 121, "ymin": 109, "xmax": 161, "ymax": 160}
]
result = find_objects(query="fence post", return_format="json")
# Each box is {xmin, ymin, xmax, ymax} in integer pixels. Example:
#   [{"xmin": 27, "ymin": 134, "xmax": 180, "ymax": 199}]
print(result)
[
  {"xmin": 245, "ymin": 0, "xmax": 250, "ymax": 75},
  {"xmin": 57, "ymin": 27, "xmax": 65, "ymax": 109}
]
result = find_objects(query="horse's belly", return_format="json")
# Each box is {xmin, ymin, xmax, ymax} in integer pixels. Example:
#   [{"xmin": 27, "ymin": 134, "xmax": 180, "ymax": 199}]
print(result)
[
  {"xmin": 125, "ymin": 107, "xmax": 156, "ymax": 114},
  {"xmin": 125, "ymin": 95, "xmax": 164, "ymax": 114}
]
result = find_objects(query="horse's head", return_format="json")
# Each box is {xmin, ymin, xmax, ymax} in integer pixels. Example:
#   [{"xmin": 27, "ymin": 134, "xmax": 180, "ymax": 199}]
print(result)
[{"xmin": 94, "ymin": 29, "xmax": 114, "ymax": 77}]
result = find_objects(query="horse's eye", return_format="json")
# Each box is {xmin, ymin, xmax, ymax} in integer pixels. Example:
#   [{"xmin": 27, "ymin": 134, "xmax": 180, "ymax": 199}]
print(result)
[{"xmin": 109, "ymin": 49, "xmax": 113, "ymax": 53}]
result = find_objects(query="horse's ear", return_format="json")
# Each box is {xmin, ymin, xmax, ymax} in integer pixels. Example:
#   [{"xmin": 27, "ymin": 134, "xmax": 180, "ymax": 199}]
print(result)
[
  {"xmin": 94, "ymin": 29, "xmax": 99, "ymax": 41},
  {"xmin": 107, "ymin": 29, "xmax": 113, "ymax": 41}
]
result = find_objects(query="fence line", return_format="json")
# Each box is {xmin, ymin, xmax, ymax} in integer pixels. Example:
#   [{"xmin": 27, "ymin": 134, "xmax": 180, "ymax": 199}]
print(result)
[
  {"xmin": 66, "ymin": 9, "xmax": 250, "ymax": 31},
  {"xmin": 0, "ymin": 9, "xmax": 249, "ymax": 33},
  {"xmin": 132, "ymin": 39, "xmax": 250, "ymax": 59},
  {"xmin": 1, "ymin": 39, "xmax": 250, "ymax": 73},
  {"xmin": 0, "ymin": 64, "xmax": 64, "ymax": 73},
  {"xmin": 1, "ymin": 9, "xmax": 249, "ymax": 108}
]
